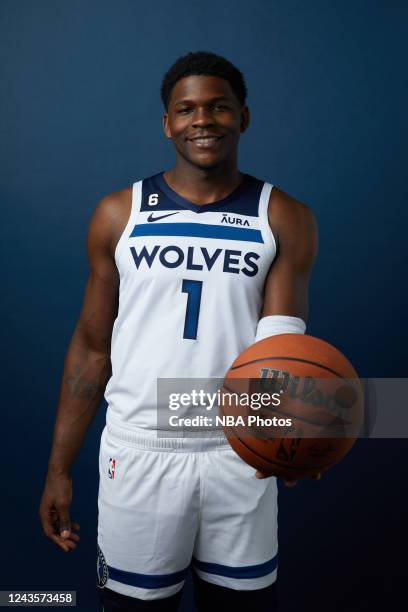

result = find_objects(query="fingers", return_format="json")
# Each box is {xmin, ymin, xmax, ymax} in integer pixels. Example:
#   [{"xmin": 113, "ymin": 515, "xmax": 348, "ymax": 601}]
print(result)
[
  {"xmin": 57, "ymin": 507, "xmax": 71, "ymax": 538},
  {"xmin": 40, "ymin": 510, "xmax": 80, "ymax": 552},
  {"xmin": 256, "ymin": 470, "xmax": 298, "ymax": 486},
  {"xmin": 283, "ymin": 473, "xmax": 322, "ymax": 486},
  {"xmin": 39, "ymin": 475, "xmax": 78, "ymax": 552},
  {"xmin": 255, "ymin": 470, "xmax": 266, "ymax": 479},
  {"xmin": 41, "ymin": 519, "xmax": 75, "ymax": 552},
  {"xmin": 50, "ymin": 526, "xmax": 80, "ymax": 552},
  {"xmin": 52, "ymin": 532, "xmax": 78, "ymax": 552},
  {"xmin": 56, "ymin": 512, "xmax": 80, "ymax": 551},
  {"xmin": 256, "ymin": 471, "xmax": 321, "ymax": 486}
]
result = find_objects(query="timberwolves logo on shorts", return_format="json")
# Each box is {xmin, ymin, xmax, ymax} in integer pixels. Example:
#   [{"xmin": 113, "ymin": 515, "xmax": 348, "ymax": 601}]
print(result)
[{"xmin": 97, "ymin": 545, "xmax": 109, "ymax": 588}]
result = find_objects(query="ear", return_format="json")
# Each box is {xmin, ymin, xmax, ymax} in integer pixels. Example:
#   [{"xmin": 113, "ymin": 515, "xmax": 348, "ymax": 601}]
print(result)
[
  {"xmin": 162, "ymin": 112, "xmax": 172, "ymax": 139},
  {"xmin": 240, "ymin": 105, "xmax": 250, "ymax": 133}
]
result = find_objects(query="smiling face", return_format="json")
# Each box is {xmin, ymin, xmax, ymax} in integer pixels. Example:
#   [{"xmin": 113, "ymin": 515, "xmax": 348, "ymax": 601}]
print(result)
[{"xmin": 163, "ymin": 75, "xmax": 249, "ymax": 171}]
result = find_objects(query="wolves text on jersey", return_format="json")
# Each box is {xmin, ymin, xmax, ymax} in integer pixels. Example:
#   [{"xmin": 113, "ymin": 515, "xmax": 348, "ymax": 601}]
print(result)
[{"xmin": 129, "ymin": 244, "xmax": 260, "ymax": 276}]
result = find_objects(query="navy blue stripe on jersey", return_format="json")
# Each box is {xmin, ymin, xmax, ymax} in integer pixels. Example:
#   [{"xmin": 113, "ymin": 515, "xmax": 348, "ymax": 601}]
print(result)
[
  {"xmin": 192, "ymin": 554, "xmax": 278, "ymax": 578},
  {"xmin": 107, "ymin": 564, "xmax": 190, "ymax": 588},
  {"xmin": 140, "ymin": 173, "xmax": 264, "ymax": 216},
  {"xmin": 130, "ymin": 222, "xmax": 264, "ymax": 243}
]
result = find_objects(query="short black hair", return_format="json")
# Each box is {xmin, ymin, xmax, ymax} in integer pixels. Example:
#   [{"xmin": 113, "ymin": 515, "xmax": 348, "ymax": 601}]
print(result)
[{"xmin": 160, "ymin": 51, "xmax": 247, "ymax": 110}]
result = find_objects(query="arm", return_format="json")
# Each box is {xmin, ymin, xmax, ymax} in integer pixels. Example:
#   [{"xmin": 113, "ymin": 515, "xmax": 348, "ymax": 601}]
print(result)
[
  {"xmin": 261, "ymin": 186, "xmax": 318, "ymax": 320},
  {"xmin": 39, "ymin": 192, "xmax": 125, "ymax": 551},
  {"xmin": 255, "ymin": 187, "xmax": 319, "ymax": 484}
]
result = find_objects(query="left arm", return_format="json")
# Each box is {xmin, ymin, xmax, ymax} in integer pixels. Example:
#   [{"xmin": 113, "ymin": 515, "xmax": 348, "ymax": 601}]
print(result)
[
  {"xmin": 255, "ymin": 187, "xmax": 319, "ymax": 484},
  {"xmin": 261, "ymin": 186, "xmax": 318, "ymax": 320}
]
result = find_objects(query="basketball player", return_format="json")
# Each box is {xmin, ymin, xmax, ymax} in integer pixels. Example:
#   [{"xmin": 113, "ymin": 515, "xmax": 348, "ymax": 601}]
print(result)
[{"xmin": 39, "ymin": 51, "xmax": 319, "ymax": 611}]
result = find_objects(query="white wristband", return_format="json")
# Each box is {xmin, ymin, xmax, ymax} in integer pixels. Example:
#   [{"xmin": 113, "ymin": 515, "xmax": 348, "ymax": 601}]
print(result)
[{"xmin": 254, "ymin": 315, "xmax": 306, "ymax": 342}]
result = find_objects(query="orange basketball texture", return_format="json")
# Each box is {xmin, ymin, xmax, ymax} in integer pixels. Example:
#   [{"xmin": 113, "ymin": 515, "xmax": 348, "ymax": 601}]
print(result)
[{"xmin": 222, "ymin": 334, "xmax": 364, "ymax": 479}]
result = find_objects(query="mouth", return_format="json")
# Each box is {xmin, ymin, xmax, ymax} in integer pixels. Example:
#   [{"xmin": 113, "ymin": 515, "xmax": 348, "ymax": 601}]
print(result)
[{"xmin": 187, "ymin": 136, "xmax": 224, "ymax": 149}]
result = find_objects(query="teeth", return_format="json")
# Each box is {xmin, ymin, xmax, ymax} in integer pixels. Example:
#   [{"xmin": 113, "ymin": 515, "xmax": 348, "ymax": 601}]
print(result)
[{"xmin": 192, "ymin": 137, "xmax": 219, "ymax": 142}]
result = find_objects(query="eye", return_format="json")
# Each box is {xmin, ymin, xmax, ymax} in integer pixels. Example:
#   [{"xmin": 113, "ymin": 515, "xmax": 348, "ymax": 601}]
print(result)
[
  {"xmin": 213, "ymin": 104, "xmax": 229, "ymax": 111},
  {"xmin": 177, "ymin": 107, "xmax": 192, "ymax": 114}
]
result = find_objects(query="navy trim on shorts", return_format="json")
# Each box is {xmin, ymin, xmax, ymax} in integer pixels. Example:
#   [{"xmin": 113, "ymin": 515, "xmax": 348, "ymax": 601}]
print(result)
[
  {"xmin": 107, "ymin": 564, "xmax": 190, "ymax": 588},
  {"xmin": 192, "ymin": 554, "xmax": 278, "ymax": 579}
]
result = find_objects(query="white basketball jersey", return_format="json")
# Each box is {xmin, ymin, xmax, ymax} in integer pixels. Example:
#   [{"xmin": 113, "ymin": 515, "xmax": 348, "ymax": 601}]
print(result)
[{"xmin": 104, "ymin": 172, "xmax": 277, "ymax": 430}]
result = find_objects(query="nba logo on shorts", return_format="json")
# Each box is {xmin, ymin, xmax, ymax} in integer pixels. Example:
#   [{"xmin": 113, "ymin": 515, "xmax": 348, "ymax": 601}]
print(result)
[{"xmin": 108, "ymin": 458, "xmax": 116, "ymax": 479}]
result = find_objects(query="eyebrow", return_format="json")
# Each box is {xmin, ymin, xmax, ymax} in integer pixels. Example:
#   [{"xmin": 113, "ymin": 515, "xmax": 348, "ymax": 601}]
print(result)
[{"xmin": 173, "ymin": 96, "xmax": 231, "ymax": 106}]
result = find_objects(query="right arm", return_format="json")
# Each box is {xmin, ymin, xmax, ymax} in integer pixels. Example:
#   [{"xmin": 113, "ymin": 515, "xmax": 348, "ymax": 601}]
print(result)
[{"xmin": 39, "ymin": 191, "xmax": 128, "ymax": 552}]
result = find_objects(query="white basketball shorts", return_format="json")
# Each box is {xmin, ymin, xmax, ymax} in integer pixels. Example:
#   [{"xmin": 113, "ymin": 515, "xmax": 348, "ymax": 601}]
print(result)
[{"xmin": 97, "ymin": 417, "xmax": 278, "ymax": 601}]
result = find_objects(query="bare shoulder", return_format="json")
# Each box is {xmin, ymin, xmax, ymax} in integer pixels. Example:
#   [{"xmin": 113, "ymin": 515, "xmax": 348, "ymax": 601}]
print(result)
[
  {"xmin": 268, "ymin": 186, "xmax": 316, "ymax": 227},
  {"xmin": 268, "ymin": 186, "xmax": 318, "ymax": 251},
  {"xmin": 88, "ymin": 186, "xmax": 132, "ymax": 257}
]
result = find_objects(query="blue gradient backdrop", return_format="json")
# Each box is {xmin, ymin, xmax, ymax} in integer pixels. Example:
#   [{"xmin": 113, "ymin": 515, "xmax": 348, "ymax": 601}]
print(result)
[{"xmin": 1, "ymin": 1, "xmax": 407, "ymax": 610}]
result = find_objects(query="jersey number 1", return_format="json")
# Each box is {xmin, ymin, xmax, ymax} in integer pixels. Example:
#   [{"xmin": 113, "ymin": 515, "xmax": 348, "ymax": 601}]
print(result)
[{"xmin": 182, "ymin": 279, "xmax": 202, "ymax": 340}]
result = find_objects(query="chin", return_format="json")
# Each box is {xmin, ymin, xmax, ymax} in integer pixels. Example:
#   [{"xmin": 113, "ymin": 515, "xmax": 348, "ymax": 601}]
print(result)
[{"xmin": 189, "ymin": 155, "xmax": 225, "ymax": 170}]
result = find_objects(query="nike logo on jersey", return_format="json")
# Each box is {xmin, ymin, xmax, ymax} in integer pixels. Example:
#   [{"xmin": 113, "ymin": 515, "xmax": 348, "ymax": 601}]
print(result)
[{"xmin": 147, "ymin": 212, "xmax": 179, "ymax": 222}]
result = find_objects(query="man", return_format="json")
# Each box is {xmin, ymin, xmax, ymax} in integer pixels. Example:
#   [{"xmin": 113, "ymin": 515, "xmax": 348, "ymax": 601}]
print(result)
[{"xmin": 39, "ymin": 51, "xmax": 318, "ymax": 611}]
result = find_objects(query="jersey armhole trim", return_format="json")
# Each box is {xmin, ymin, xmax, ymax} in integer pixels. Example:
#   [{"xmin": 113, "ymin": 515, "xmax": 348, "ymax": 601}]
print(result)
[
  {"xmin": 258, "ymin": 182, "xmax": 277, "ymax": 253},
  {"xmin": 114, "ymin": 180, "xmax": 143, "ymax": 265}
]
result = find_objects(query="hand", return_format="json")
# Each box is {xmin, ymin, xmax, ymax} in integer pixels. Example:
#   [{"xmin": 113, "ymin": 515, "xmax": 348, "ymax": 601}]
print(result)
[
  {"xmin": 255, "ymin": 470, "xmax": 322, "ymax": 487},
  {"xmin": 39, "ymin": 471, "xmax": 80, "ymax": 552}
]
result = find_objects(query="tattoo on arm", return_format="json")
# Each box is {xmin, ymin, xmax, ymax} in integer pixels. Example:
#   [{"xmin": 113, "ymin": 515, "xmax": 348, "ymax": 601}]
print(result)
[{"xmin": 66, "ymin": 364, "xmax": 107, "ymax": 399}]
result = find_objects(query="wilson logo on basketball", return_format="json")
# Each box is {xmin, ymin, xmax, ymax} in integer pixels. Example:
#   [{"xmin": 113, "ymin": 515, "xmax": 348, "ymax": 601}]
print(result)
[{"xmin": 258, "ymin": 368, "xmax": 357, "ymax": 421}]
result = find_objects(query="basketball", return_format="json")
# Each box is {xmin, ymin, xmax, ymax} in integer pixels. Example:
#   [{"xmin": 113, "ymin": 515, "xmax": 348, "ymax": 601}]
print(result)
[{"xmin": 221, "ymin": 334, "xmax": 364, "ymax": 480}]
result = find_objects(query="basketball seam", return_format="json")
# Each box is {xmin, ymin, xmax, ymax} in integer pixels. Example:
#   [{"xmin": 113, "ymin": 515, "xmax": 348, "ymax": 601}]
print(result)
[{"xmin": 230, "ymin": 356, "xmax": 345, "ymax": 378}]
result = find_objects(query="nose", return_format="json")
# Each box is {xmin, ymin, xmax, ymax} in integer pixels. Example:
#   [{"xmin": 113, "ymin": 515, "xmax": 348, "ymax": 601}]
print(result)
[{"xmin": 191, "ymin": 106, "xmax": 215, "ymax": 127}]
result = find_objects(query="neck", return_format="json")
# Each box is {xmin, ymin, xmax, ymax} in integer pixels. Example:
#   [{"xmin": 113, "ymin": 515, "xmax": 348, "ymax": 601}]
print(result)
[{"xmin": 164, "ymin": 157, "xmax": 243, "ymax": 205}]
